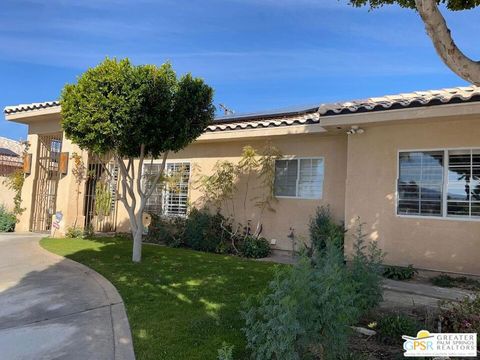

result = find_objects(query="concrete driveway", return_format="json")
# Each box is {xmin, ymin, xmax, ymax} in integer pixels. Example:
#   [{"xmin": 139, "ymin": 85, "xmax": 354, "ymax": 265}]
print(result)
[{"xmin": 0, "ymin": 233, "xmax": 135, "ymax": 360}]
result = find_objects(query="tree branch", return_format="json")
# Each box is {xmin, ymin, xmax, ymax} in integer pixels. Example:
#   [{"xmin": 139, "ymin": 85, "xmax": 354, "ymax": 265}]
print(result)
[
  {"xmin": 145, "ymin": 151, "xmax": 169, "ymax": 200},
  {"xmin": 415, "ymin": 0, "xmax": 480, "ymax": 85}
]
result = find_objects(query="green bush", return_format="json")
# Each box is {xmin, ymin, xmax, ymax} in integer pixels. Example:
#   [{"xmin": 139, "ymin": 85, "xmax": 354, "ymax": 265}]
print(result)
[
  {"xmin": 383, "ymin": 264, "xmax": 417, "ymax": 280},
  {"xmin": 144, "ymin": 214, "xmax": 186, "ymax": 247},
  {"xmin": 0, "ymin": 205, "xmax": 16, "ymax": 232},
  {"xmin": 242, "ymin": 244, "xmax": 360, "ymax": 360},
  {"xmin": 309, "ymin": 205, "xmax": 344, "ymax": 253},
  {"xmin": 240, "ymin": 236, "xmax": 271, "ymax": 258},
  {"xmin": 65, "ymin": 226, "xmax": 84, "ymax": 238},
  {"xmin": 349, "ymin": 219, "xmax": 385, "ymax": 315},
  {"xmin": 184, "ymin": 208, "xmax": 231, "ymax": 253},
  {"xmin": 377, "ymin": 314, "xmax": 420, "ymax": 345},
  {"xmin": 440, "ymin": 294, "xmax": 480, "ymax": 334}
]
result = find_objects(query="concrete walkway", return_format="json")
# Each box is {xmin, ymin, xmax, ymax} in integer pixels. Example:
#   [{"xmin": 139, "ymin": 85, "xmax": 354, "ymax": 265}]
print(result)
[{"xmin": 0, "ymin": 233, "xmax": 135, "ymax": 360}]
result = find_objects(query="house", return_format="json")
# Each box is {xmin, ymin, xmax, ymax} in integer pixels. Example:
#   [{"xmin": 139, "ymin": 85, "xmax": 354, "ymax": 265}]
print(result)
[
  {"xmin": 0, "ymin": 136, "xmax": 24, "ymax": 212},
  {"xmin": 4, "ymin": 86, "xmax": 480, "ymax": 275}
]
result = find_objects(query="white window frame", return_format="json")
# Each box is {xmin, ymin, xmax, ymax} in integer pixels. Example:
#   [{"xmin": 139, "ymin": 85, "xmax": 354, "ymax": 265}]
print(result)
[
  {"xmin": 143, "ymin": 161, "xmax": 191, "ymax": 217},
  {"xmin": 396, "ymin": 147, "xmax": 480, "ymax": 222},
  {"xmin": 274, "ymin": 156, "xmax": 324, "ymax": 200}
]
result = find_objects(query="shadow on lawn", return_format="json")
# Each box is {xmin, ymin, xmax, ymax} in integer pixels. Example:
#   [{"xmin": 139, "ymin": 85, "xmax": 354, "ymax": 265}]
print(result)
[{"xmin": 40, "ymin": 236, "xmax": 279, "ymax": 360}]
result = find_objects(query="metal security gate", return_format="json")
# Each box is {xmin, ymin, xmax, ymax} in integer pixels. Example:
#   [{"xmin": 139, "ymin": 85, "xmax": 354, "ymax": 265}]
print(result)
[
  {"xmin": 31, "ymin": 134, "xmax": 62, "ymax": 232},
  {"xmin": 83, "ymin": 154, "xmax": 119, "ymax": 232}
]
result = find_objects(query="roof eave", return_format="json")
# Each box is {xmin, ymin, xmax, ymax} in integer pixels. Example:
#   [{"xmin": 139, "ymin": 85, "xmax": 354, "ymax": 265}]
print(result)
[
  {"xmin": 320, "ymin": 101, "xmax": 480, "ymax": 127},
  {"xmin": 5, "ymin": 106, "xmax": 62, "ymax": 124}
]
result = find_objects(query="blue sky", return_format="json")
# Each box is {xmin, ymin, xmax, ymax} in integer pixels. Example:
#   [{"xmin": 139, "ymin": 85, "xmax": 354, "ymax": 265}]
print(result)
[{"xmin": 1, "ymin": 0, "xmax": 479, "ymax": 140}]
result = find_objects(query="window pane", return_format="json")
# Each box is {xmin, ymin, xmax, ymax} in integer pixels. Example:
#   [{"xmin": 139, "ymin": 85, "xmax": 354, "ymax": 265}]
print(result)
[
  {"xmin": 447, "ymin": 150, "xmax": 474, "ymax": 218},
  {"xmin": 447, "ymin": 201, "xmax": 470, "ymax": 217},
  {"xmin": 274, "ymin": 160, "xmax": 297, "ymax": 196},
  {"xmin": 298, "ymin": 159, "xmax": 324, "ymax": 198},
  {"xmin": 163, "ymin": 163, "xmax": 190, "ymax": 216},
  {"xmin": 398, "ymin": 200, "xmax": 420, "ymax": 215},
  {"xmin": 420, "ymin": 201, "xmax": 442, "ymax": 216},
  {"xmin": 144, "ymin": 164, "xmax": 163, "ymax": 215},
  {"xmin": 471, "ymin": 202, "xmax": 480, "ymax": 217},
  {"xmin": 398, "ymin": 151, "xmax": 443, "ymax": 216}
]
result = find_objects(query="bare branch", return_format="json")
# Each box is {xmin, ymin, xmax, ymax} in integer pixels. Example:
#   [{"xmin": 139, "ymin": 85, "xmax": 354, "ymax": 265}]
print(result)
[
  {"xmin": 415, "ymin": 0, "xmax": 480, "ymax": 85},
  {"xmin": 137, "ymin": 144, "xmax": 146, "ymax": 198}
]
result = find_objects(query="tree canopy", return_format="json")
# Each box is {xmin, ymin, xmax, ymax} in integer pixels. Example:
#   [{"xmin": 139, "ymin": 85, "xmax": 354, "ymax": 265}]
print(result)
[
  {"xmin": 61, "ymin": 58, "xmax": 215, "ymax": 262},
  {"xmin": 61, "ymin": 58, "xmax": 215, "ymax": 158},
  {"xmin": 348, "ymin": 0, "xmax": 480, "ymax": 10}
]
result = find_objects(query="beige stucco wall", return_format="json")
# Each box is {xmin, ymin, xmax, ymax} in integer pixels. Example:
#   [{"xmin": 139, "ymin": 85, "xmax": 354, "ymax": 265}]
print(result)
[
  {"xmin": 115, "ymin": 133, "xmax": 348, "ymax": 252},
  {"xmin": 0, "ymin": 179, "xmax": 16, "ymax": 212},
  {"xmin": 344, "ymin": 116, "xmax": 480, "ymax": 275}
]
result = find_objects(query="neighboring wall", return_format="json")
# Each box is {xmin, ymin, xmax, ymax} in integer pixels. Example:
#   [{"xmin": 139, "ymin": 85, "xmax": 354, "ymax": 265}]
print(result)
[
  {"xmin": 116, "ymin": 132, "xmax": 348, "ymax": 252},
  {"xmin": 344, "ymin": 116, "xmax": 480, "ymax": 275},
  {"xmin": 0, "ymin": 179, "xmax": 16, "ymax": 212}
]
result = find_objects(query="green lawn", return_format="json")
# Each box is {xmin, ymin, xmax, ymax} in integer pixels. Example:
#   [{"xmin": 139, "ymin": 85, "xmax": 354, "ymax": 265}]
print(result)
[{"xmin": 40, "ymin": 237, "xmax": 278, "ymax": 360}]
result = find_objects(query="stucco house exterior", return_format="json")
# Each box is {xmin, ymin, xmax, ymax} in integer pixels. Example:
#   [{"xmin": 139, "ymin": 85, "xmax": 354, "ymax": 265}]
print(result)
[{"xmin": 4, "ymin": 85, "xmax": 480, "ymax": 275}]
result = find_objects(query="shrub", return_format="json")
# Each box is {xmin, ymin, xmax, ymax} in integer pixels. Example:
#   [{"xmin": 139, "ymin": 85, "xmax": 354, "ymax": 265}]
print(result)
[
  {"xmin": 309, "ymin": 205, "xmax": 344, "ymax": 253},
  {"xmin": 240, "ymin": 236, "xmax": 271, "ymax": 258},
  {"xmin": 65, "ymin": 226, "xmax": 83, "ymax": 238},
  {"xmin": 0, "ymin": 205, "xmax": 16, "ymax": 232},
  {"xmin": 144, "ymin": 214, "xmax": 186, "ymax": 247},
  {"xmin": 349, "ymin": 218, "xmax": 385, "ymax": 315},
  {"xmin": 83, "ymin": 223, "xmax": 95, "ymax": 238},
  {"xmin": 377, "ymin": 314, "xmax": 420, "ymax": 345},
  {"xmin": 431, "ymin": 274, "xmax": 480, "ymax": 291},
  {"xmin": 439, "ymin": 294, "xmax": 480, "ymax": 334},
  {"xmin": 383, "ymin": 264, "xmax": 417, "ymax": 281},
  {"xmin": 217, "ymin": 342, "xmax": 234, "ymax": 360},
  {"xmin": 242, "ymin": 244, "xmax": 360, "ymax": 360},
  {"xmin": 183, "ymin": 208, "xmax": 231, "ymax": 253}
]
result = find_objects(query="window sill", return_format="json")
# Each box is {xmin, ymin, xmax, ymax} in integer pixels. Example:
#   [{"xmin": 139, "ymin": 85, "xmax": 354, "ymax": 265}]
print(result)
[
  {"xmin": 275, "ymin": 196, "xmax": 323, "ymax": 200},
  {"xmin": 396, "ymin": 214, "xmax": 480, "ymax": 222}
]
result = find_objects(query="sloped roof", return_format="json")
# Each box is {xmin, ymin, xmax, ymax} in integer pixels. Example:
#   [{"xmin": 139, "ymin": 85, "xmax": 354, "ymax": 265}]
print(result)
[
  {"xmin": 4, "ymin": 101, "xmax": 60, "ymax": 114},
  {"xmin": 4, "ymin": 86, "xmax": 480, "ymax": 133},
  {"xmin": 0, "ymin": 137, "xmax": 24, "ymax": 156},
  {"xmin": 318, "ymin": 86, "xmax": 480, "ymax": 116}
]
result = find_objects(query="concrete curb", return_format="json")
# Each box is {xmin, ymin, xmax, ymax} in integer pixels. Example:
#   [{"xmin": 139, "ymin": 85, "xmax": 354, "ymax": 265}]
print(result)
[{"xmin": 36, "ymin": 238, "xmax": 136, "ymax": 360}]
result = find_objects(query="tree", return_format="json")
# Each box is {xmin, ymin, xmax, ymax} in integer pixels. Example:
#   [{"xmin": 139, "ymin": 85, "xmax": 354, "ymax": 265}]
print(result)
[
  {"xmin": 61, "ymin": 58, "xmax": 215, "ymax": 262},
  {"xmin": 348, "ymin": 0, "xmax": 480, "ymax": 85}
]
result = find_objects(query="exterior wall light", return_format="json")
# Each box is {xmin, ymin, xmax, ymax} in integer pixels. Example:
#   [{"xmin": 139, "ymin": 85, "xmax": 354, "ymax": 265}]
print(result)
[{"xmin": 346, "ymin": 126, "xmax": 364, "ymax": 135}]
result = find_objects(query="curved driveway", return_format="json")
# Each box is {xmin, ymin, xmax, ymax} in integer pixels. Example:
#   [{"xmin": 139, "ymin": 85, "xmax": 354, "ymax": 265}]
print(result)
[{"xmin": 0, "ymin": 233, "xmax": 135, "ymax": 360}]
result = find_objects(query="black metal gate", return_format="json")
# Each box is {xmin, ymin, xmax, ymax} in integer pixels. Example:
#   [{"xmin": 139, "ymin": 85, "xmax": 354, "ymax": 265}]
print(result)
[
  {"xmin": 83, "ymin": 154, "xmax": 119, "ymax": 232},
  {"xmin": 31, "ymin": 134, "xmax": 62, "ymax": 232}
]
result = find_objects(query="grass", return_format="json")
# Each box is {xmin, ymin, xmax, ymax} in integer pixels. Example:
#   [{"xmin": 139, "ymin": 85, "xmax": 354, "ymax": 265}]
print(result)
[
  {"xmin": 40, "ymin": 236, "xmax": 279, "ymax": 360},
  {"xmin": 430, "ymin": 274, "xmax": 480, "ymax": 291}
]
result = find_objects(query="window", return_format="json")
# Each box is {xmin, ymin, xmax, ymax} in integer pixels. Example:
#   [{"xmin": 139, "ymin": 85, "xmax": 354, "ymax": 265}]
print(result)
[
  {"xmin": 274, "ymin": 158, "xmax": 324, "ymax": 199},
  {"xmin": 144, "ymin": 162, "xmax": 190, "ymax": 216},
  {"xmin": 447, "ymin": 150, "xmax": 480, "ymax": 218},
  {"xmin": 397, "ymin": 149, "xmax": 480, "ymax": 219},
  {"xmin": 397, "ymin": 151, "xmax": 444, "ymax": 216}
]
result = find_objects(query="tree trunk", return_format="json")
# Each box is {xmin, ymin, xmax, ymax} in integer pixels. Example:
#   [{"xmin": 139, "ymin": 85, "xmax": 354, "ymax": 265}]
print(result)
[
  {"xmin": 415, "ymin": 0, "xmax": 480, "ymax": 86},
  {"xmin": 132, "ymin": 227, "xmax": 143, "ymax": 263}
]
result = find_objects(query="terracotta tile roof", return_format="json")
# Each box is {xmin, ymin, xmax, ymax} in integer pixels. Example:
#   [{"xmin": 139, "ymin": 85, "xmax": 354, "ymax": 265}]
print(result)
[
  {"xmin": 206, "ymin": 112, "xmax": 319, "ymax": 132},
  {"xmin": 4, "ymin": 101, "xmax": 60, "ymax": 114},
  {"xmin": 4, "ymin": 86, "xmax": 480, "ymax": 133},
  {"xmin": 318, "ymin": 86, "xmax": 480, "ymax": 116}
]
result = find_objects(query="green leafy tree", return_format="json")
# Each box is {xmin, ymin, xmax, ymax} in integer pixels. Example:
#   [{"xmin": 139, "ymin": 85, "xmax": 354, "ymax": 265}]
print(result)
[
  {"xmin": 348, "ymin": 0, "xmax": 480, "ymax": 85},
  {"xmin": 61, "ymin": 58, "xmax": 215, "ymax": 262}
]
